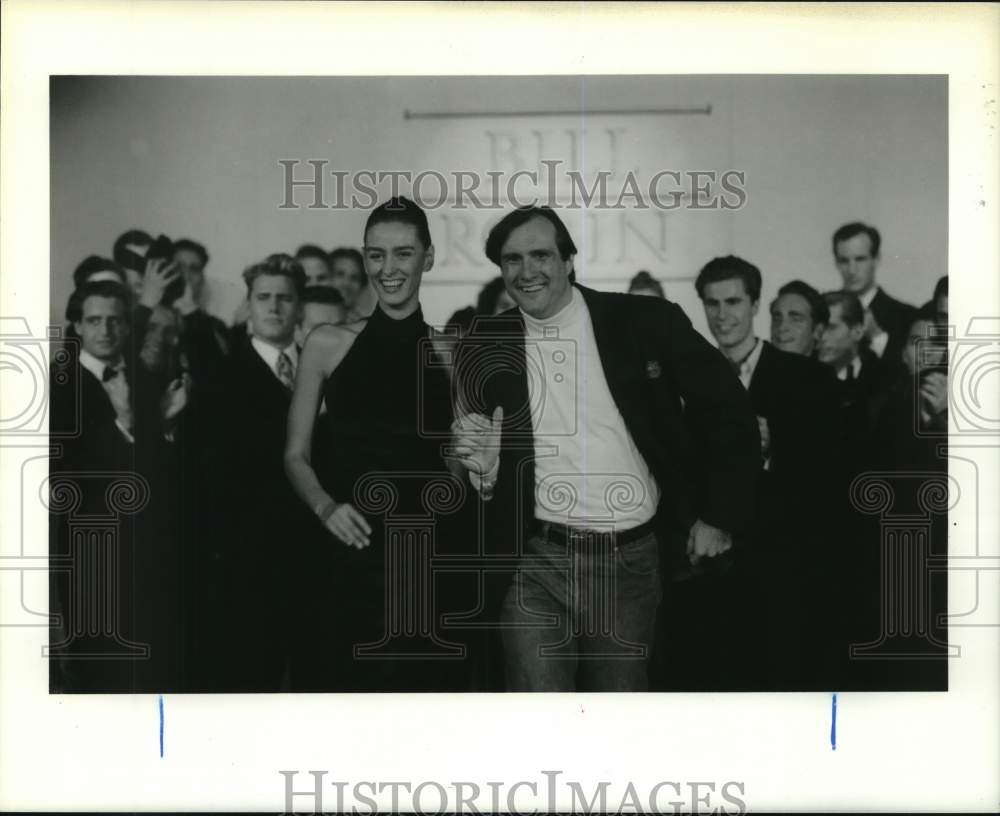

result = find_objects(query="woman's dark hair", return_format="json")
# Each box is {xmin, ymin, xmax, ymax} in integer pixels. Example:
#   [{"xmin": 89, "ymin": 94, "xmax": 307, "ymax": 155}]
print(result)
[{"xmin": 364, "ymin": 197, "xmax": 432, "ymax": 250}]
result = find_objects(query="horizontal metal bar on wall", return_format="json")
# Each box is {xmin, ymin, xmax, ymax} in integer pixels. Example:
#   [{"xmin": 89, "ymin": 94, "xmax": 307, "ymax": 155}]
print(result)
[{"xmin": 404, "ymin": 106, "xmax": 712, "ymax": 120}]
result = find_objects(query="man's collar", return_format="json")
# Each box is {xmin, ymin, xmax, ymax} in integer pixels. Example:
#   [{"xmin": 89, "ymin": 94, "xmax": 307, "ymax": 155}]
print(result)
[
  {"xmin": 251, "ymin": 336, "xmax": 297, "ymax": 372},
  {"xmin": 78, "ymin": 348, "xmax": 124, "ymax": 381},
  {"xmin": 836, "ymin": 353, "xmax": 863, "ymax": 381},
  {"xmin": 858, "ymin": 286, "xmax": 880, "ymax": 309}
]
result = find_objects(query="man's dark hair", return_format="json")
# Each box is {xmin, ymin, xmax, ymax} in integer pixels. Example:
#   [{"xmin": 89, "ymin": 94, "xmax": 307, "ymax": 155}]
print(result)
[
  {"xmin": 912, "ymin": 301, "xmax": 940, "ymax": 327},
  {"xmin": 773, "ymin": 279, "xmax": 829, "ymax": 325},
  {"xmin": 112, "ymin": 229, "xmax": 153, "ymax": 270},
  {"xmin": 295, "ymin": 243, "xmax": 330, "ymax": 265},
  {"xmin": 695, "ymin": 255, "xmax": 762, "ymax": 302},
  {"xmin": 242, "ymin": 253, "xmax": 306, "ymax": 298},
  {"xmin": 329, "ymin": 247, "xmax": 367, "ymax": 289},
  {"xmin": 301, "ymin": 285, "xmax": 345, "ymax": 307},
  {"xmin": 628, "ymin": 270, "xmax": 665, "ymax": 298},
  {"xmin": 476, "ymin": 276, "xmax": 511, "ymax": 315},
  {"xmin": 485, "ymin": 207, "xmax": 578, "ymax": 284},
  {"xmin": 65, "ymin": 280, "xmax": 133, "ymax": 323},
  {"xmin": 364, "ymin": 197, "xmax": 432, "ymax": 250},
  {"xmin": 933, "ymin": 275, "xmax": 948, "ymax": 301},
  {"xmin": 832, "ymin": 222, "xmax": 881, "ymax": 257},
  {"xmin": 822, "ymin": 290, "xmax": 865, "ymax": 327},
  {"xmin": 173, "ymin": 238, "xmax": 209, "ymax": 267},
  {"xmin": 72, "ymin": 255, "xmax": 127, "ymax": 289}
]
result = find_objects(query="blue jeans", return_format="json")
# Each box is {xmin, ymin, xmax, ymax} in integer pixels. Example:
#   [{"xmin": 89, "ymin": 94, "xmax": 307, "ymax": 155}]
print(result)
[{"xmin": 500, "ymin": 525, "xmax": 662, "ymax": 691}]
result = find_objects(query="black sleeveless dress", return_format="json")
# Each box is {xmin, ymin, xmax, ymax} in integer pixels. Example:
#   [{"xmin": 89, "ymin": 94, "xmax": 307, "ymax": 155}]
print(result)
[
  {"xmin": 319, "ymin": 304, "xmax": 461, "ymax": 690},
  {"xmin": 322, "ymin": 304, "xmax": 453, "ymax": 518}
]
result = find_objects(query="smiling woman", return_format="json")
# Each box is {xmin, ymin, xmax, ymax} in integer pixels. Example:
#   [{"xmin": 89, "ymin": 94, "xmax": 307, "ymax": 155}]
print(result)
[{"xmin": 283, "ymin": 196, "xmax": 472, "ymax": 692}]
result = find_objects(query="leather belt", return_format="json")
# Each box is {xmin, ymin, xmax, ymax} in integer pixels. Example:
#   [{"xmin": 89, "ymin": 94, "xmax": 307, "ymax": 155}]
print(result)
[{"xmin": 531, "ymin": 518, "xmax": 658, "ymax": 548}]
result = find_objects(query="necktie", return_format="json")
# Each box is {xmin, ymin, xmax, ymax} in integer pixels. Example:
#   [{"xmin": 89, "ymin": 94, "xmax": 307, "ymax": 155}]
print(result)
[
  {"xmin": 102, "ymin": 365, "xmax": 119, "ymax": 383},
  {"xmin": 276, "ymin": 351, "xmax": 294, "ymax": 390}
]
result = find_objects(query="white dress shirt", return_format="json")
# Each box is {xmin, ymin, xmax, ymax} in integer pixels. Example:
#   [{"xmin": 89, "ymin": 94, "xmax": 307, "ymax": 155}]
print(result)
[
  {"xmin": 858, "ymin": 286, "xmax": 889, "ymax": 358},
  {"xmin": 251, "ymin": 337, "xmax": 298, "ymax": 380},
  {"xmin": 836, "ymin": 354, "xmax": 863, "ymax": 382}
]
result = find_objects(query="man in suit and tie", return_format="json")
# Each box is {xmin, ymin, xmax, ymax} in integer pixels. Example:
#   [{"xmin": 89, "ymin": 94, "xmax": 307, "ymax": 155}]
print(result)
[
  {"xmin": 832, "ymin": 222, "xmax": 916, "ymax": 367},
  {"xmin": 212, "ymin": 253, "xmax": 324, "ymax": 691},
  {"xmin": 817, "ymin": 290, "xmax": 891, "ymax": 475},
  {"xmin": 697, "ymin": 256, "xmax": 842, "ymax": 688},
  {"xmin": 50, "ymin": 280, "xmax": 191, "ymax": 691},
  {"xmin": 452, "ymin": 207, "xmax": 760, "ymax": 692}
]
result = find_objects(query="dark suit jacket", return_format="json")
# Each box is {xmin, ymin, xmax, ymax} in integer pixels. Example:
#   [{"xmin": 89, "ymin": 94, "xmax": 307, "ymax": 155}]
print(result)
[
  {"xmin": 869, "ymin": 287, "xmax": 917, "ymax": 367},
  {"xmin": 180, "ymin": 309, "xmax": 231, "ymax": 387},
  {"xmin": 834, "ymin": 347, "xmax": 892, "ymax": 475},
  {"xmin": 49, "ymin": 344, "xmax": 170, "ymax": 479},
  {"xmin": 458, "ymin": 285, "xmax": 761, "ymax": 566},
  {"xmin": 746, "ymin": 342, "xmax": 843, "ymax": 565},
  {"xmin": 214, "ymin": 337, "xmax": 307, "ymax": 536},
  {"xmin": 48, "ymin": 346, "xmax": 187, "ymax": 691},
  {"xmin": 748, "ymin": 342, "xmax": 841, "ymax": 506}
]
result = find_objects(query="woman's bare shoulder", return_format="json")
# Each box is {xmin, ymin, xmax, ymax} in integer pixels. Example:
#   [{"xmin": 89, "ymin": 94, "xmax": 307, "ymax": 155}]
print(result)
[{"xmin": 302, "ymin": 322, "xmax": 362, "ymax": 371}]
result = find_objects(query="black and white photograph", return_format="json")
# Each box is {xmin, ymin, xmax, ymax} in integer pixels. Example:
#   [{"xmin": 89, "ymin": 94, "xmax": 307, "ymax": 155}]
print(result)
[
  {"xmin": 2, "ymin": 2, "xmax": 998, "ymax": 813},
  {"xmin": 46, "ymin": 72, "xmax": 952, "ymax": 696}
]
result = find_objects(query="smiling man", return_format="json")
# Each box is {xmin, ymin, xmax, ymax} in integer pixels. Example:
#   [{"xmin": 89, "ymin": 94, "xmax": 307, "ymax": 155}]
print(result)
[
  {"xmin": 697, "ymin": 256, "xmax": 841, "ymax": 688},
  {"xmin": 49, "ymin": 279, "xmax": 192, "ymax": 692},
  {"xmin": 769, "ymin": 279, "xmax": 828, "ymax": 357},
  {"xmin": 452, "ymin": 206, "xmax": 760, "ymax": 692}
]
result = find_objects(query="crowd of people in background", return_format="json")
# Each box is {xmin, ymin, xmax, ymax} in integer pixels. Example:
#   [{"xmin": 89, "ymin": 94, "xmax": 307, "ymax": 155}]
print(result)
[{"xmin": 48, "ymin": 212, "xmax": 949, "ymax": 694}]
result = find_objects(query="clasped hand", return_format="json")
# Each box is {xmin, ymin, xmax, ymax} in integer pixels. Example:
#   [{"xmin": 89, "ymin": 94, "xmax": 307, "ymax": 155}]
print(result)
[{"xmin": 451, "ymin": 406, "xmax": 504, "ymax": 476}]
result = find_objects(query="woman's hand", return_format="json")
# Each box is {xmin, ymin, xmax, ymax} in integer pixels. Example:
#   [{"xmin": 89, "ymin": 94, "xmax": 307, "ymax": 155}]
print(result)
[{"xmin": 323, "ymin": 502, "xmax": 372, "ymax": 549}]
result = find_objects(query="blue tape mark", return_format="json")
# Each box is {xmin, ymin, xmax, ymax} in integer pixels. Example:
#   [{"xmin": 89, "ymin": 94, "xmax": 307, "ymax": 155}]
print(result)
[
  {"xmin": 830, "ymin": 693, "xmax": 838, "ymax": 751},
  {"xmin": 159, "ymin": 695, "xmax": 164, "ymax": 758}
]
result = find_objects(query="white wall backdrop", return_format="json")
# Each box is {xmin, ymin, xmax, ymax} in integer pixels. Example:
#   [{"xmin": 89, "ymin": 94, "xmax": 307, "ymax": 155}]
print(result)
[{"xmin": 50, "ymin": 75, "xmax": 947, "ymax": 335}]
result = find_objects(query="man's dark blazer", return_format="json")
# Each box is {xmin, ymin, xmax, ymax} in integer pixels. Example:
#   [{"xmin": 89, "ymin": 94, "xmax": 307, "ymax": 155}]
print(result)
[
  {"xmin": 209, "ymin": 336, "xmax": 322, "ymax": 689},
  {"xmin": 869, "ymin": 287, "xmax": 917, "ymax": 367},
  {"xmin": 835, "ymin": 346, "xmax": 892, "ymax": 475},
  {"xmin": 458, "ymin": 285, "xmax": 761, "ymax": 568},
  {"xmin": 49, "ymin": 343, "xmax": 171, "ymax": 481},
  {"xmin": 747, "ymin": 341, "xmax": 842, "ymax": 533},
  {"xmin": 48, "ymin": 345, "xmax": 187, "ymax": 691},
  {"xmin": 179, "ymin": 308, "xmax": 231, "ymax": 387}
]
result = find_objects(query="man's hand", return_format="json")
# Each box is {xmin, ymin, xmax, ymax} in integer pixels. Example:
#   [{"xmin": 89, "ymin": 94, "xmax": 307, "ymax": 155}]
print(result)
[
  {"xmin": 160, "ymin": 374, "xmax": 192, "ymax": 423},
  {"xmin": 138, "ymin": 258, "xmax": 180, "ymax": 309},
  {"xmin": 324, "ymin": 503, "xmax": 372, "ymax": 549},
  {"xmin": 451, "ymin": 406, "xmax": 503, "ymax": 476},
  {"xmin": 686, "ymin": 519, "xmax": 733, "ymax": 566},
  {"xmin": 103, "ymin": 371, "xmax": 133, "ymax": 431},
  {"xmin": 920, "ymin": 371, "xmax": 948, "ymax": 422}
]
